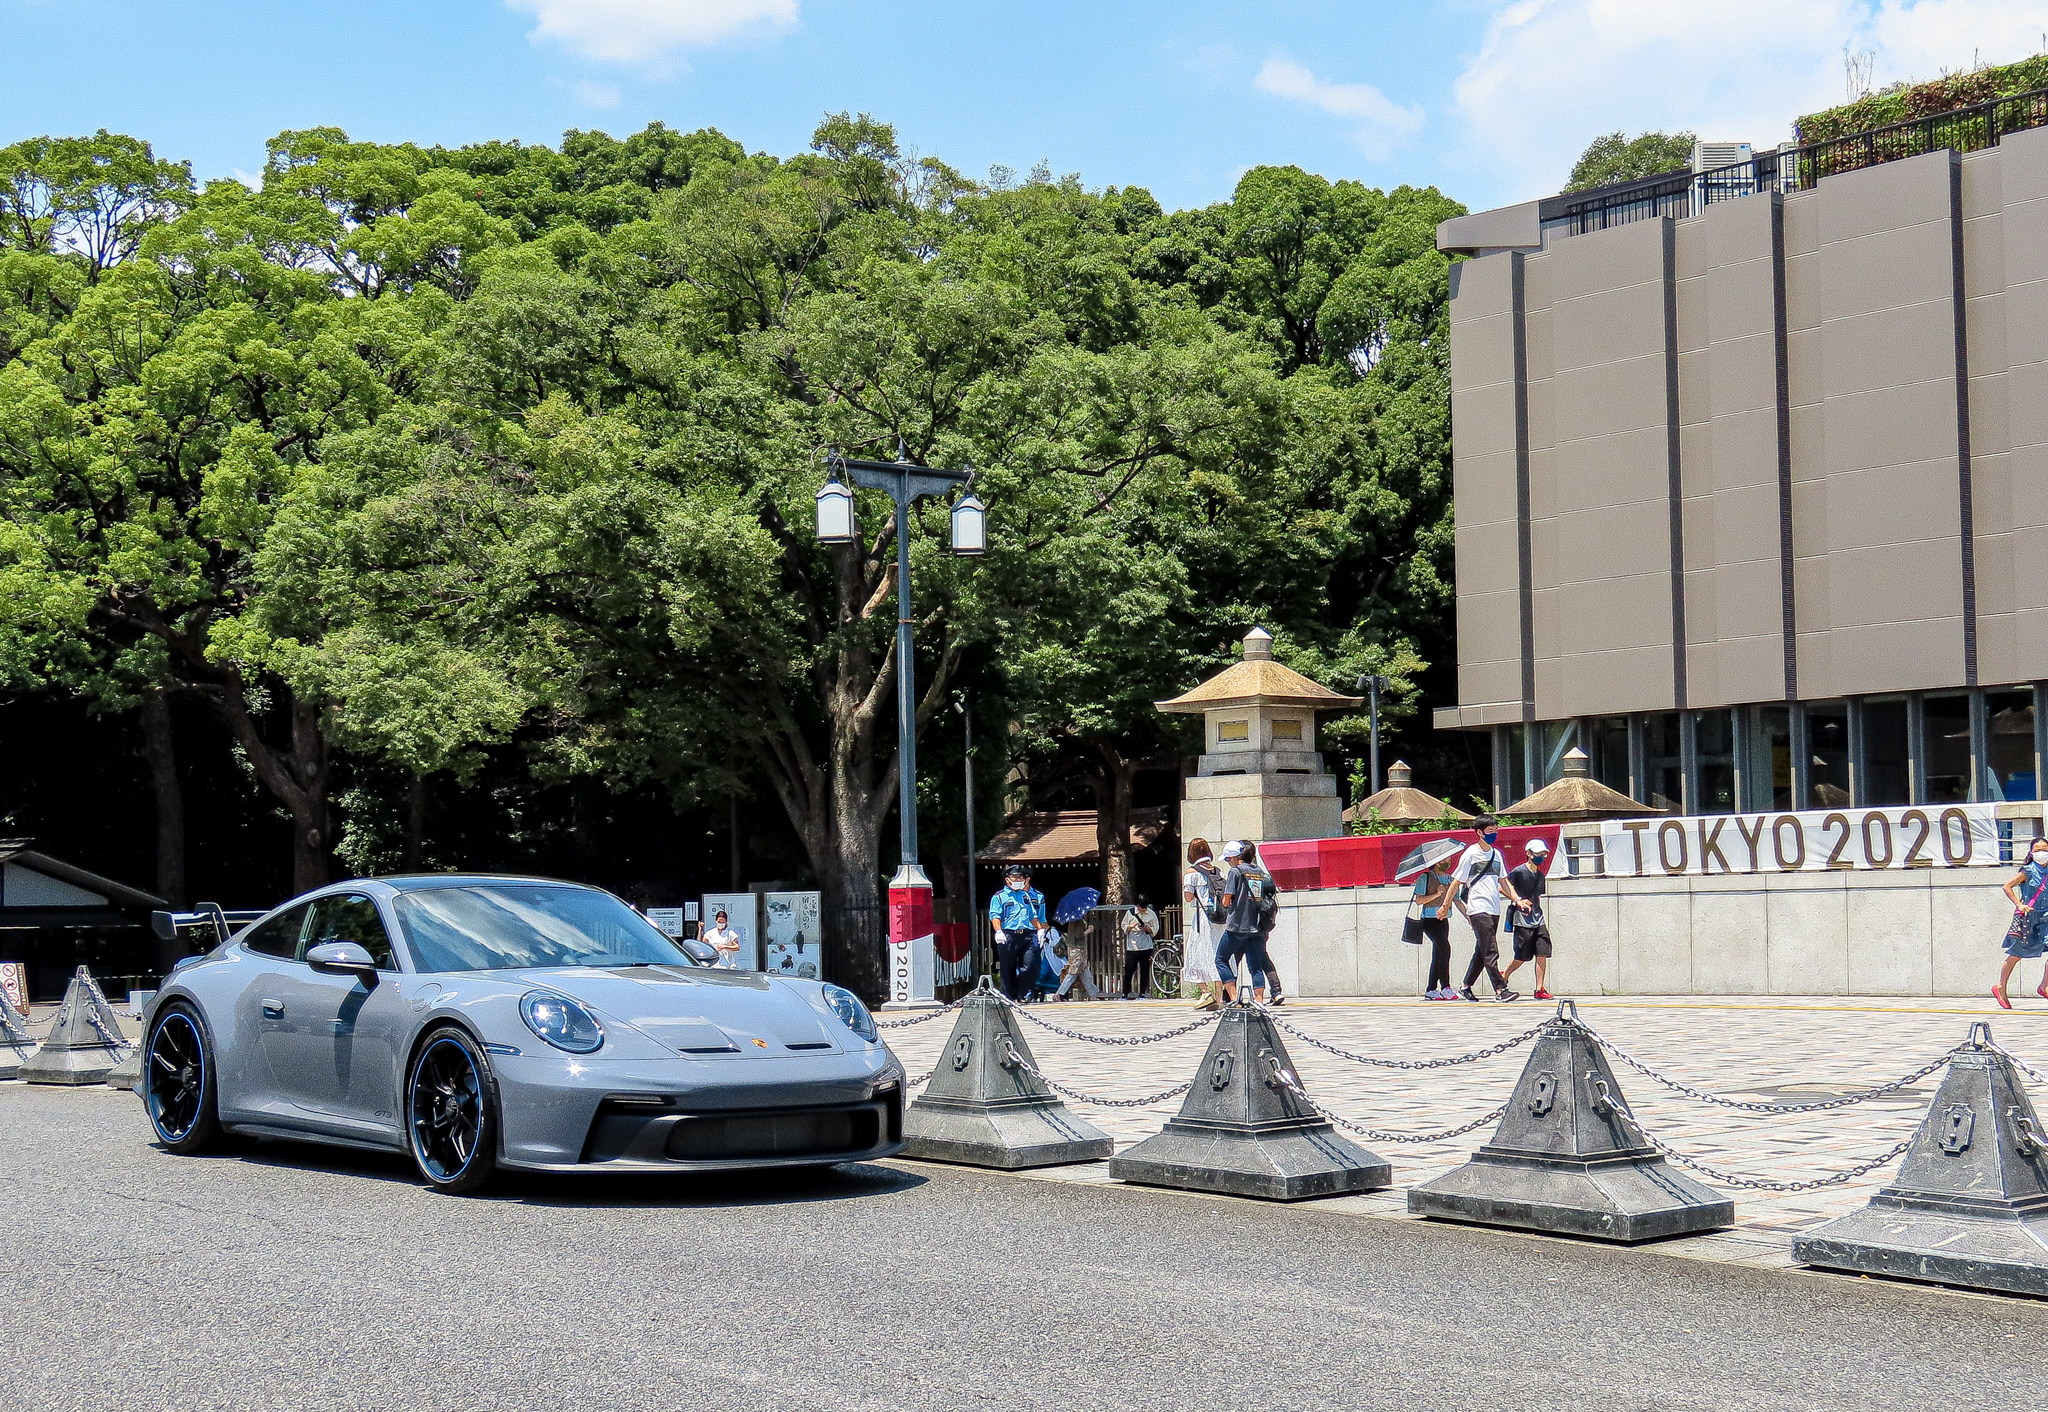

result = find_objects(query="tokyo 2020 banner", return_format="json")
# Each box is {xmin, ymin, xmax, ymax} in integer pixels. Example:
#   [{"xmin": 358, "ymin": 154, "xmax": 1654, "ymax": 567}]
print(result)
[{"xmin": 1598, "ymin": 804, "xmax": 2003, "ymax": 877}]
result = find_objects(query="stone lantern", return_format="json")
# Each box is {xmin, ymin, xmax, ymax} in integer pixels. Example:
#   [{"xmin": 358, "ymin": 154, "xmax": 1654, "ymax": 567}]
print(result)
[{"xmin": 1155, "ymin": 628, "xmax": 1362, "ymax": 848}]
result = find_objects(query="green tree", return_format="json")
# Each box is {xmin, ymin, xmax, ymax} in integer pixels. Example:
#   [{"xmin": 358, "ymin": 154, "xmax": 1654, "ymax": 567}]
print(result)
[{"xmin": 1564, "ymin": 131, "xmax": 1696, "ymax": 192}]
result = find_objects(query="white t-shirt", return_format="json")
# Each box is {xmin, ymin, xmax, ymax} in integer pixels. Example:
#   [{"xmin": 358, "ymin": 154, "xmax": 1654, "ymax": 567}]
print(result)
[
  {"xmin": 1452, "ymin": 843, "xmax": 1509, "ymax": 916},
  {"xmin": 702, "ymin": 925, "xmax": 743, "ymax": 968},
  {"xmin": 1182, "ymin": 866, "xmax": 1218, "ymax": 939},
  {"xmin": 1123, "ymin": 906, "xmax": 1160, "ymax": 952}
]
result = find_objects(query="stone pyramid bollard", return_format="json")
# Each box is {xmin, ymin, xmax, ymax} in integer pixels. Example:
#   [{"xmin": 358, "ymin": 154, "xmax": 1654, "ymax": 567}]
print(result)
[
  {"xmin": 1794, "ymin": 1023, "xmax": 2048, "ymax": 1296},
  {"xmin": 0, "ymin": 992, "xmax": 35, "ymax": 1081},
  {"xmin": 1108, "ymin": 1001, "xmax": 1392, "ymax": 1200},
  {"xmin": 105, "ymin": 1046, "xmax": 144, "ymax": 1092},
  {"xmin": 1409, "ymin": 1000, "xmax": 1733, "ymax": 1242},
  {"xmin": 21, "ymin": 967, "xmax": 130, "ymax": 1086},
  {"xmin": 902, "ymin": 978, "xmax": 1113, "ymax": 1168}
]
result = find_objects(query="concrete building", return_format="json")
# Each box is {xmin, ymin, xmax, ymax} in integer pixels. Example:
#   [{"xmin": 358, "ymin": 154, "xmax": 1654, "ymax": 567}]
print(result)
[{"xmin": 1434, "ymin": 121, "xmax": 2048, "ymax": 815}]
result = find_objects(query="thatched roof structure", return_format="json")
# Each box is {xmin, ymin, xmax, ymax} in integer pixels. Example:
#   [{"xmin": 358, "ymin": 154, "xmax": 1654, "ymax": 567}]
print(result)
[
  {"xmin": 1155, "ymin": 628, "xmax": 1363, "ymax": 714},
  {"xmin": 1343, "ymin": 761, "xmax": 1472, "ymax": 825}
]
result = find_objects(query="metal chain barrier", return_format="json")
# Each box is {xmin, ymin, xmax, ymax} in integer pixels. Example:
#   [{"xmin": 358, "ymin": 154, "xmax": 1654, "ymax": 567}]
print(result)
[
  {"xmin": 1255, "ymin": 1005, "xmax": 1548, "ymax": 1070},
  {"xmin": 1000, "ymin": 1040, "xmax": 1192, "ymax": 1108},
  {"xmin": 1581, "ymin": 1024, "xmax": 1965, "ymax": 1114},
  {"xmin": 1265, "ymin": 1060, "xmax": 1508, "ymax": 1143},
  {"xmin": 1003, "ymin": 1001, "xmax": 1223, "ymax": 1046},
  {"xmin": 875, "ymin": 996, "xmax": 971, "ymax": 1029},
  {"xmin": 1586, "ymin": 1074, "xmax": 1918, "ymax": 1192}
]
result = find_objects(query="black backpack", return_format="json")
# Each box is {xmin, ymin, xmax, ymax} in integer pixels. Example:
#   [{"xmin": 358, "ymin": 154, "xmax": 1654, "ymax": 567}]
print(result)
[
  {"xmin": 1193, "ymin": 865, "xmax": 1228, "ymax": 925},
  {"xmin": 1245, "ymin": 867, "xmax": 1281, "ymax": 935}
]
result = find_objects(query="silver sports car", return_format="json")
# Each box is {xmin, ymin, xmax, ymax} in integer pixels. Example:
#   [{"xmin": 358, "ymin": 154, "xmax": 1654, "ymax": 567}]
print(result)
[{"xmin": 140, "ymin": 875, "xmax": 906, "ymax": 1193}]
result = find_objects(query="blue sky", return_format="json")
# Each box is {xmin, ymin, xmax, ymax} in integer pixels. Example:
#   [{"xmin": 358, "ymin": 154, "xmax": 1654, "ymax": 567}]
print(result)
[{"xmin": 2, "ymin": 1, "xmax": 2041, "ymax": 214}]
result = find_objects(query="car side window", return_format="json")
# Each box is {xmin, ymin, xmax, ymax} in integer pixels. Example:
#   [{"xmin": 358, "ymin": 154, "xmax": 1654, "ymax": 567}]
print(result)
[
  {"xmin": 242, "ymin": 904, "xmax": 312, "ymax": 959},
  {"xmin": 301, "ymin": 894, "xmax": 398, "ymax": 971}
]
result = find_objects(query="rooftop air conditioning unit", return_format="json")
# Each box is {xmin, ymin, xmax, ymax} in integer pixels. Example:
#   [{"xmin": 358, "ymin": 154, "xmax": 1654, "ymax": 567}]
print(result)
[{"xmin": 1692, "ymin": 141, "xmax": 1753, "ymax": 174}]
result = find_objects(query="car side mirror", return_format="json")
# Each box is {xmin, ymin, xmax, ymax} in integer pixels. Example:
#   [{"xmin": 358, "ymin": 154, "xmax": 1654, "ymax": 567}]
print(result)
[{"xmin": 306, "ymin": 941, "xmax": 379, "ymax": 985}]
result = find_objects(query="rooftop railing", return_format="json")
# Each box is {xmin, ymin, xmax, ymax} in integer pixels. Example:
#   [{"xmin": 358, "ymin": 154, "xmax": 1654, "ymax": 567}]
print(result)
[{"xmin": 1540, "ymin": 85, "xmax": 2048, "ymax": 242}]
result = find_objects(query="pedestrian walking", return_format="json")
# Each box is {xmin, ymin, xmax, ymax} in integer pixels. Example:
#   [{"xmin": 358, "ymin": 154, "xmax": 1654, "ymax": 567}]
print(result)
[
  {"xmin": 988, "ymin": 863, "xmax": 1049, "ymax": 1002},
  {"xmin": 1995, "ymin": 836, "xmax": 2048, "ymax": 1008},
  {"xmin": 1054, "ymin": 922, "xmax": 1102, "ymax": 1001},
  {"xmin": 1216, "ymin": 840, "xmax": 1285, "ymax": 1006},
  {"xmin": 701, "ymin": 909, "xmax": 744, "ymax": 969},
  {"xmin": 1121, "ymin": 895, "xmax": 1160, "ymax": 999},
  {"xmin": 1499, "ymin": 837, "xmax": 1555, "ymax": 1000},
  {"xmin": 1404, "ymin": 851, "xmax": 1459, "ymax": 1000},
  {"xmin": 1181, "ymin": 838, "xmax": 1226, "ymax": 1010},
  {"xmin": 1450, "ymin": 816, "xmax": 1523, "ymax": 1003}
]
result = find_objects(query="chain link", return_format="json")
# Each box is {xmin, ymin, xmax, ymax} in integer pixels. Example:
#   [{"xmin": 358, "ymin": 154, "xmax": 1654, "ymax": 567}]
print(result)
[
  {"xmin": 1582, "ymin": 1024, "xmax": 1962, "ymax": 1113},
  {"xmin": 1588, "ymin": 1075, "xmax": 1915, "ymax": 1191},
  {"xmin": 875, "ymin": 997, "xmax": 970, "ymax": 1029},
  {"xmin": 1256, "ymin": 1006, "xmax": 1547, "ymax": 1070},
  {"xmin": 905, "ymin": 1066, "xmax": 937, "ymax": 1087},
  {"xmin": 1991, "ymin": 1042, "xmax": 2048, "ymax": 1088},
  {"xmin": 1004, "ymin": 1001, "xmax": 1223, "ymax": 1046},
  {"xmin": 1266, "ymin": 1061, "xmax": 1508, "ymax": 1143},
  {"xmin": 1000, "ymin": 1041, "xmax": 1192, "ymax": 1108}
]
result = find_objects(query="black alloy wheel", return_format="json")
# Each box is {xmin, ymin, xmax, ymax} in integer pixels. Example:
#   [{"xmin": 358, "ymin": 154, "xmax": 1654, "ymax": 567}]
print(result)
[
  {"xmin": 146, "ymin": 1005, "xmax": 225, "ymax": 1154},
  {"xmin": 407, "ymin": 1027, "xmax": 500, "ymax": 1195}
]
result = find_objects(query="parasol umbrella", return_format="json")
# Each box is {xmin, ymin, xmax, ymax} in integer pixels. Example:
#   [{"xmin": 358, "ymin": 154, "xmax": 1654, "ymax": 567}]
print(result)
[
  {"xmin": 1052, "ymin": 887, "xmax": 1101, "ymax": 925},
  {"xmin": 1392, "ymin": 836, "xmax": 1465, "ymax": 883}
]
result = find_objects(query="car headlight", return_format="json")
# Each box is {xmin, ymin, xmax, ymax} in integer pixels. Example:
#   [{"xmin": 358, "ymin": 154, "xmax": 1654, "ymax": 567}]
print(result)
[
  {"xmin": 822, "ymin": 984, "xmax": 878, "ymax": 1043},
  {"xmin": 519, "ymin": 991, "xmax": 605, "ymax": 1054}
]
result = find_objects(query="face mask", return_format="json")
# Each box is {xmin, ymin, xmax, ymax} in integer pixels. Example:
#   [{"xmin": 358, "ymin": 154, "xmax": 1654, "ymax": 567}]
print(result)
[
  {"xmin": 1009, "ymin": 879, "xmax": 1027, "ymax": 891},
  {"xmin": 2034, "ymin": 851, "xmax": 2047, "ymax": 866},
  {"xmin": 1482, "ymin": 831, "xmax": 1498, "ymax": 845}
]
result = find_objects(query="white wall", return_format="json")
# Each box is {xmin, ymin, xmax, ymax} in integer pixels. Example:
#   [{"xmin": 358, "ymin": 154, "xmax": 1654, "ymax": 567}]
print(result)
[{"xmin": 1264, "ymin": 867, "xmax": 2018, "ymax": 998}]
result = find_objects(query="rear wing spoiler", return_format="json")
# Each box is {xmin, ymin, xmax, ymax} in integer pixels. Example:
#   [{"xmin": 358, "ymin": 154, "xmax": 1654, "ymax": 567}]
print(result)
[{"xmin": 151, "ymin": 904, "xmax": 265, "ymax": 950}]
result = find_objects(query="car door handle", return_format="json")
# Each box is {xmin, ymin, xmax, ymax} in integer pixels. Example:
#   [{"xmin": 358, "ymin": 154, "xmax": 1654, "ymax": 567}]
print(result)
[{"xmin": 261, "ymin": 998, "xmax": 284, "ymax": 1017}]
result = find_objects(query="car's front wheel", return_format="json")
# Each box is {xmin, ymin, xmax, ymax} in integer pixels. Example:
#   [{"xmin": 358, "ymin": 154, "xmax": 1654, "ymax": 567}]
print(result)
[
  {"xmin": 145, "ymin": 1003, "xmax": 225, "ymax": 1154},
  {"xmin": 406, "ymin": 1026, "xmax": 500, "ymax": 1195}
]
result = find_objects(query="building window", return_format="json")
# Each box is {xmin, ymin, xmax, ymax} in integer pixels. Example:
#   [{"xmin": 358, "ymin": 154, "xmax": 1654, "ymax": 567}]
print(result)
[
  {"xmin": 1807, "ymin": 701, "xmax": 1850, "ymax": 807},
  {"xmin": 1218, "ymin": 720, "xmax": 1249, "ymax": 743},
  {"xmin": 1271, "ymin": 719, "xmax": 1302, "ymax": 743},
  {"xmin": 1862, "ymin": 697, "xmax": 1910, "ymax": 806},
  {"xmin": 1749, "ymin": 705, "xmax": 1792, "ymax": 811},
  {"xmin": 1694, "ymin": 710, "xmax": 1735, "ymax": 812},
  {"xmin": 1538, "ymin": 720, "xmax": 1578, "ymax": 786},
  {"xmin": 1987, "ymin": 689, "xmax": 2035, "ymax": 800},
  {"xmin": 1642, "ymin": 714, "xmax": 1683, "ymax": 812},
  {"xmin": 1588, "ymin": 717, "xmax": 1632, "ymax": 797},
  {"xmin": 1924, "ymin": 694, "xmax": 1971, "ymax": 803}
]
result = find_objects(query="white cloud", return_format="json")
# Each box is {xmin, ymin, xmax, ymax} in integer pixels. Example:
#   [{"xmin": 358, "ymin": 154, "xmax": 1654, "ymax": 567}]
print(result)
[
  {"xmin": 508, "ymin": 0, "xmax": 797, "ymax": 65},
  {"xmin": 1254, "ymin": 56, "xmax": 1425, "ymax": 158},
  {"xmin": 575, "ymin": 79, "xmax": 622, "ymax": 107},
  {"xmin": 1452, "ymin": 1, "xmax": 2048, "ymax": 205}
]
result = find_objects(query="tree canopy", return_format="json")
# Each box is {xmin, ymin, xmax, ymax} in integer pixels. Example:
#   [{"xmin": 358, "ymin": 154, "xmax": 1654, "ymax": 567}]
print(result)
[
  {"xmin": 1564, "ymin": 130, "xmax": 1696, "ymax": 193},
  {"xmin": 0, "ymin": 114, "xmax": 1465, "ymax": 999}
]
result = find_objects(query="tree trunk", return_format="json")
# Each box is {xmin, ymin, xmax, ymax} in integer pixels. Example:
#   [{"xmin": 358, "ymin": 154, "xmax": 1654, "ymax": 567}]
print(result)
[
  {"xmin": 214, "ymin": 672, "xmax": 332, "ymax": 895},
  {"xmin": 138, "ymin": 684, "xmax": 186, "ymax": 909},
  {"xmin": 405, "ymin": 772, "xmax": 426, "ymax": 871},
  {"xmin": 1092, "ymin": 743, "xmax": 1143, "ymax": 904}
]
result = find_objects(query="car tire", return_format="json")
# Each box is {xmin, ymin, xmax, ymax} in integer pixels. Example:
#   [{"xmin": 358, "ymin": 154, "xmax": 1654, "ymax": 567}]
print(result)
[
  {"xmin": 144, "ymin": 1002, "xmax": 226, "ymax": 1155},
  {"xmin": 406, "ymin": 1025, "xmax": 500, "ymax": 1195}
]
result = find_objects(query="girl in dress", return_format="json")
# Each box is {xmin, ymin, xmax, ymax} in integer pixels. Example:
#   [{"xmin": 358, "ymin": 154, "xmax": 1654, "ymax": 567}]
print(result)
[
  {"xmin": 1996, "ymin": 837, "xmax": 2048, "ymax": 1008},
  {"xmin": 1181, "ymin": 838, "xmax": 1225, "ymax": 1011}
]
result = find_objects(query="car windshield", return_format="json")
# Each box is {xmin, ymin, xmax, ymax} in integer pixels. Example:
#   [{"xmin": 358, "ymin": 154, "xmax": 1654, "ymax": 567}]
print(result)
[{"xmin": 392, "ymin": 884, "xmax": 696, "ymax": 973}]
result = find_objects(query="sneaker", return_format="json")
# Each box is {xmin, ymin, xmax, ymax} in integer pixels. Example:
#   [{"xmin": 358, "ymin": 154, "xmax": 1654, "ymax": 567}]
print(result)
[
  {"xmin": 1497, "ymin": 989, "xmax": 1521, "ymax": 1002},
  {"xmin": 1269, "ymin": 992, "xmax": 1287, "ymax": 1007},
  {"xmin": 1424, "ymin": 988, "xmax": 1452, "ymax": 1001},
  {"xmin": 1456, "ymin": 987, "xmax": 1478, "ymax": 1002},
  {"xmin": 1533, "ymin": 988, "xmax": 1553, "ymax": 1000}
]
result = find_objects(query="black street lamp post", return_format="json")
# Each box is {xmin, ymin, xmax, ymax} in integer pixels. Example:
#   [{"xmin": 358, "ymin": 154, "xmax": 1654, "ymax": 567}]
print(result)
[
  {"xmin": 816, "ymin": 449, "xmax": 985, "ymax": 1006},
  {"xmin": 1357, "ymin": 674, "xmax": 1391, "ymax": 797}
]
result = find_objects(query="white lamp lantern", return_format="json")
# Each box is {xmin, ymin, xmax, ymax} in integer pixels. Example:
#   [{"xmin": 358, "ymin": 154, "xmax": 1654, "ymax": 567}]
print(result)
[
  {"xmin": 815, "ymin": 471, "xmax": 856, "ymax": 545},
  {"xmin": 950, "ymin": 491, "xmax": 986, "ymax": 556}
]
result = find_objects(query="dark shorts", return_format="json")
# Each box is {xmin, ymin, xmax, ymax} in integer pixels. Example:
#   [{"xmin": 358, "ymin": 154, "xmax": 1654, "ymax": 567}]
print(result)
[{"xmin": 1512, "ymin": 923, "xmax": 1553, "ymax": 961}]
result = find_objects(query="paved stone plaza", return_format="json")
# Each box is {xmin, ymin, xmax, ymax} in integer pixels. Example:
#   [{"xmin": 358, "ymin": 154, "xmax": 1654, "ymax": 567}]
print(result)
[{"xmin": 885, "ymin": 991, "xmax": 2048, "ymax": 1269}]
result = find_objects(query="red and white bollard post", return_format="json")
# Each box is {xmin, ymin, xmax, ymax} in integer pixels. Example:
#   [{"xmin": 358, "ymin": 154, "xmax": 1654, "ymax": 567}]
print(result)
[{"xmin": 884, "ymin": 862, "xmax": 938, "ymax": 1008}]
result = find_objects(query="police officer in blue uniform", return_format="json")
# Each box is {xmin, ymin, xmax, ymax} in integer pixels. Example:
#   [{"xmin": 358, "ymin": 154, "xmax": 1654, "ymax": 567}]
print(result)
[{"xmin": 988, "ymin": 863, "xmax": 1049, "ymax": 1001}]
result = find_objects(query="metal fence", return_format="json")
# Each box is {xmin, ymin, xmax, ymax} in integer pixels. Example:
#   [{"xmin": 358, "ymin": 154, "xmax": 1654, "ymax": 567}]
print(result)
[
  {"xmin": 1541, "ymin": 84, "xmax": 2048, "ymax": 242},
  {"xmin": 1055, "ymin": 904, "xmax": 1185, "ymax": 999}
]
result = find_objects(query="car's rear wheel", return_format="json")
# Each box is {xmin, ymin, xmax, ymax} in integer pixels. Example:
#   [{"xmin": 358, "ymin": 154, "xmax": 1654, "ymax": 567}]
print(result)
[
  {"xmin": 145, "ymin": 1003, "xmax": 225, "ymax": 1154},
  {"xmin": 407, "ymin": 1026, "xmax": 499, "ymax": 1195}
]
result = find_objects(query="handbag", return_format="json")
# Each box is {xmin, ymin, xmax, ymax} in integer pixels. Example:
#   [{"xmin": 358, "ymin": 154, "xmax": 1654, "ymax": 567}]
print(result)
[{"xmin": 2007, "ymin": 870, "xmax": 2048, "ymax": 939}]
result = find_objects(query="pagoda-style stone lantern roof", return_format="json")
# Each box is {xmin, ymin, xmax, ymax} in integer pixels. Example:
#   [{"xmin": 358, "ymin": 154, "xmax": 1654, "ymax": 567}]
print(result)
[
  {"xmin": 1505, "ymin": 747, "xmax": 1662, "ymax": 823},
  {"xmin": 1347, "ymin": 760, "xmax": 1472, "ymax": 826},
  {"xmin": 1157, "ymin": 628, "xmax": 1359, "ymax": 847},
  {"xmin": 1156, "ymin": 628, "xmax": 1362, "ymax": 779}
]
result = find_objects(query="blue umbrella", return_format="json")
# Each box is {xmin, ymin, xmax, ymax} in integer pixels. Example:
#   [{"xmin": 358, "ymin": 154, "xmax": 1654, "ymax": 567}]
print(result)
[{"xmin": 1052, "ymin": 887, "xmax": 1100, "ymax": 925}]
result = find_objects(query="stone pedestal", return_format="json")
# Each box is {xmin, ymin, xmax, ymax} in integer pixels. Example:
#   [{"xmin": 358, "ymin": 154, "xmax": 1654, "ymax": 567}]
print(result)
[{"xmin": 1180, "ymin": 773, "xmax": 1345, "ymax": 852}]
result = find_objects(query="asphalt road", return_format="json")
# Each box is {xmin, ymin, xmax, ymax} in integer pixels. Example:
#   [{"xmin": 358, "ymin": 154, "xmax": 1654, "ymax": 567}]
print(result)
[{"xmin": 4, "ymin": 1083, "xmax": 2041, "ymax": 1412}]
